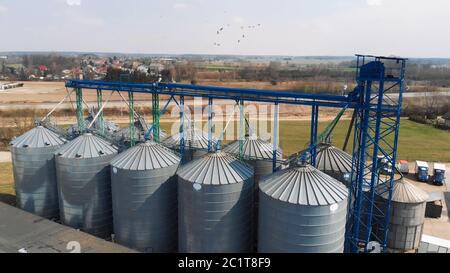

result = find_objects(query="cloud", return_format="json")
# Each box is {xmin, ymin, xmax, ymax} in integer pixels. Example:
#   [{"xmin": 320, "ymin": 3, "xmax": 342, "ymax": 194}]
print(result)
[
  {"xmin": 66, "ymin": 0, "xmax": 81, "ymax": 6},
  {"xmin": 233, "ymin": 16, "xmax": 245, "ymax": 24},
  {"xmin": 173, "ymin": 3, "xmax": 188, "ymax": 9},
  {"xmin": 366, "ymin": 0, "xmax": 382, "ymax": 6},
  {"xmin": 0, "ymin": 5, "xmax": 8, "ymax": 13},
  {"xmin": 73, "ymin": 15, "xmax": 105, "ymax": 27}
]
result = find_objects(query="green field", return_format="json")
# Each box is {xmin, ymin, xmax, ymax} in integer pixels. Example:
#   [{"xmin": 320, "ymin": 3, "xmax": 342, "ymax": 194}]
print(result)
[
  {"xmin": 157, "ymin": 119, "xmax": 450, "ymax": 162},
  {"xmin": 0, "ymin": 162, "xmax": 15, "ymax": 204},
  {"xmin": 0, "ymin": 119, "xmax": 448, "ymax": 199}
]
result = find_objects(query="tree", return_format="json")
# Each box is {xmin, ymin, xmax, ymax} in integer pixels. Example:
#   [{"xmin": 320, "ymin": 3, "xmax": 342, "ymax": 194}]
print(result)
[
  {"xmin": 0, "ymin": 63, "xmax": 6, "ymax": 75},
  {"xmin": 19, "ymin": 68, "xmax": 27, "ymax": 81}
]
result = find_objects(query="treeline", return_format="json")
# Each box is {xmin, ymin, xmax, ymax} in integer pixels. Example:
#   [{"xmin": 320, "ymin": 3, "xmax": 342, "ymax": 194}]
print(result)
[
  {"xmin": 103, "ymin": 62, "xmax": 198, "ymax": 84},
  {"xmin": 407, "ymin": 64, "xmax": 450, "ymax": 86},
  {"xmin": 237, "ymin": 62, "xmax": 355, "ymax": 83},
  {"xmin": 103, "ymin": 67, "xmax": 174, "ymax": 83},
  {"xmin": 22, "ymin": 54, "xmax": 78, "ymax": 74}
]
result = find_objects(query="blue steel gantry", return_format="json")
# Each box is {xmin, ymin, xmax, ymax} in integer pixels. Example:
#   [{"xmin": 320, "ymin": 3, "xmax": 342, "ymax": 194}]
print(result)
[{"xmin": 65, "ymin": 54, "xmax": 407, "ymax": 253}]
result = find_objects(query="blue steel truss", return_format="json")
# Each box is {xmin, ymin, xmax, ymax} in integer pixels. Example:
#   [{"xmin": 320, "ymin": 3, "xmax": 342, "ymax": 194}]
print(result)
[
  {"xmin": 346, "ymin": 55, "xmax": 407, "ymax": 253},
  {"xmin": 65, "ymin": 54, "xmax": 407, "ymax": 253}
]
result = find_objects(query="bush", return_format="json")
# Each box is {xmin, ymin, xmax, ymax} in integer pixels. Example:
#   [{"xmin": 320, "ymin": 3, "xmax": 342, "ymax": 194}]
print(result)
[{"xmin": 409, "ymin": 115, "xmax": 428, "ymax": 124}]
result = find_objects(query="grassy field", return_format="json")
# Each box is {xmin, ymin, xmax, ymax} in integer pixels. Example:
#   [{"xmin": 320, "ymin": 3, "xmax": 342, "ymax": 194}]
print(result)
[
  {"xmin": 0, "ymin": 119, "xmax": 448, "ymax": 199},
  {"xmin": 0, "ymin": 162, "xmax": 15, "ymax": 205},
  {"xmin": 158, "ymin": 119, "xmax": 450, "ymax": 162}
]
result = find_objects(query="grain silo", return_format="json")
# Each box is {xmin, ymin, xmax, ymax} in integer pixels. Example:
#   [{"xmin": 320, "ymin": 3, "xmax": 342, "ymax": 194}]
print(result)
[
  {"xmin": 223, "ymin": 134, "xmax": 282, "ymax": 183},
  {"xmin": 162, "ymin": 127, "xmax": 216, "ymax": 162},
  {"xmin": 223, "ymin": 133, "xmax": 282, "ymax": 250},
  {"xmin": 114, "ymin": 116, "xmax": 169, "ymax": 145},
  {"xmin": 67, "ymin": 112, "xmax": 119, "ymax": 137},
  {"xmin": 375, "ymin": 178, "xmax": 429, "ymax": 253},
  {"xmin": 258, "ymin": 163, "xmax": 348, "ymax": 253},
  {"xmin": 315, "ymin": 143, "xmax": 353, "ymax": 186},
  {"xmin": 177, "ymin": 151, "xmax": 254, "ymax": 253},
  {"xmin": 110, "ymin": 141, "xmax": 180, "ymax": 253},
  {"xmin": 118, "ymin": 126, "xmax": 168, "ymax": 142},
  {"xmin": 55, "ymin": 133, "xmax": 118, "ymax": 239},
  {"xmin": 10, "ymin": 126, "xmax": 66, "ymax": 219}
]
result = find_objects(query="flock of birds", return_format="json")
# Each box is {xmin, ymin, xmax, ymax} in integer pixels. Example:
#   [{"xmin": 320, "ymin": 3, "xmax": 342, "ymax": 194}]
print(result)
[{"xmin": 213, "ymin": 23, "xmax": 262, "ymax": 47}]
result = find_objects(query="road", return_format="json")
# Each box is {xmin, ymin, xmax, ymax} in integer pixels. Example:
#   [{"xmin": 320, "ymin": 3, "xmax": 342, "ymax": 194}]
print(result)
[{"xmin": 0, "ymin": 91, "xmax": 448, "ymax": 111}]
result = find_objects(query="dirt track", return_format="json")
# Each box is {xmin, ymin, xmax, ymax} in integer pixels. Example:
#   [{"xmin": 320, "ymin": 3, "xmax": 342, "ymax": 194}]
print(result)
[{"xmin": 0, "ymin": 152, "xmax": 11, "ymax": 163}]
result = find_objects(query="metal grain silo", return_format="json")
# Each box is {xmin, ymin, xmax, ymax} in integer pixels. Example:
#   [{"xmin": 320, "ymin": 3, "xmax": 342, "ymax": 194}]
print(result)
[
  {"xmin": 315, "ymin": 143, "xmax": 353, "ymax": 186},
  {"xmin": 115, "ymin": 126, "xmax": 168, "ymax": 146},
  {"xmin": 223, "ymin": 134, "xmax": 282, "ymax": 250},
  {"xmin": 162, "ymin": 127, "xmax": 216, "ymax": 163},
  {"xmin": 110, "ymin": 141, "xmax": 180, "ymax": 253},
  {"xmin": 223, "ymin": 134, "xmax": 282, "ymax": 183},
  {"xmin": 67, "ymin": 111, "xmax": 119, "ymax": 137},
  {"xmin": 258, "ymin": 163, "xmax": 348, "ymax": 253},
  {"xmin": 10, "ymin": 126, "xmax": 66, "ymax": 219},
  {"xmin": 55, "ymin": 133, "xmax": 118, "ymax": 239},
  {"xmin": 177, "ymin": 151, "xmax": 254, "ymax": 253},
  {"xmin": 375, "ymin": 178, "xmax": 429, "ymax": 253}
]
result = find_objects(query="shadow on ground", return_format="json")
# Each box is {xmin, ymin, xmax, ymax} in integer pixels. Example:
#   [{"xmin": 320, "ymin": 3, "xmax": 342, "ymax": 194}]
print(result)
[
  {"xmin": 0, "ymin": 193, "xmax": 16, "ymax": 206},
  {"xmin": 444, "ymin": 192, "xmax": 450, "ymax": 220}
]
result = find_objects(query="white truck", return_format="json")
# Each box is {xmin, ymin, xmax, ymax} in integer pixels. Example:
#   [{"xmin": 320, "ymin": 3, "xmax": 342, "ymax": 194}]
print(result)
[
  {"xmin": 433, "ymin": 163, "xmax": 446, "ymax": 186},
  {"xmin": 415, "ymin": 161, "xmax": 429, "ymax": 182},
  {"xmin": 397, "ymin": 160, "xmax": 409, "ymax": 174}
]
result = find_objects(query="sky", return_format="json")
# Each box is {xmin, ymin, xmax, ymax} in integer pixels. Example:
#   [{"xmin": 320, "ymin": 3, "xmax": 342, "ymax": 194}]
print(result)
[{"xmin": 0, "ymin": 0, "xmax": 449, "ymax": 57}]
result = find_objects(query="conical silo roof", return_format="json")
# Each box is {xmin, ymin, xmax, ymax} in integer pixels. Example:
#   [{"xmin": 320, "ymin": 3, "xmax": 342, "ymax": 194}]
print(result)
[
  {"xmin": 56, "ymin": 133, "xmax": 118, "ymax": 159},
  {"xmin": 10, "ymin": 126, "xmax": 66, "ymax": 148},
  {"xmin": 162, "ymin": 127, "xmax": 215, "ymax": 150},
  {"xmin": 177, "ymin": 151, "xmax": 253, "ymax": 185},
  {"xmin": 259, "ymin": 164, "xmax": 348, "ymax": 206},
  {"xmin": 316, "ymin": 143, "xmax": 352, "ymax": 173},
  {"xmin": 111, "ymin": 141, "xmax": 180, "ymax": 170},
  {"xmin": 115, "ymin": 127, "xmax": 168, "ymax": 141},
  {"xmin": 67, "ymin": 116, "xmax": 119, "ymax": 136},
  {"xmin": 223, "ymin": 134, "xmax": 282, "ymax": 160},
  {"xmin": 376, "ymin": 178, "xmax": 429, "ymax": 204}
]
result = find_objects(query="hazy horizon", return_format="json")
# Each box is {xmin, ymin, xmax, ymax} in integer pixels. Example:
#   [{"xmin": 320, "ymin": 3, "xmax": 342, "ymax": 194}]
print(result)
[{"xmin": 1, "ymin": 0, "xmax": 450, "ymax": 58}]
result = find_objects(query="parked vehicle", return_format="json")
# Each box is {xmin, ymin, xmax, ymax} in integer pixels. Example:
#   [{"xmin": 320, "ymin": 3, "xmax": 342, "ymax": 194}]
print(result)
[
  {"xmin": 397, "ymin": 160, "xmax": 409, "ymax": 174},
  {"xmin": 432, "ymin": 163, "xmax": 446, "ymax": 186},
  {"xmin": 415, "ymin": 161, "xmax": 430, "ymax": 182},
  {"xmin": 377, "ymin": 155, "xmax": 393, "ymax": 175}
]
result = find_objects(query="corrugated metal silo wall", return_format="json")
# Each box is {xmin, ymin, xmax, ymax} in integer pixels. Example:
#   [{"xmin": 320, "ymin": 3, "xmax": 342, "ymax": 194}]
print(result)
[
  {"xmin": 11, "ymin": 145, "xmax": 62, "ymax": 219},
  {"xmin": 374, "ymin": 198, "xmax": 426, "ymax": 252},
  {"xmin": 245, "ymin": 158, "xmax": 274, "ymax": 251},
  {"xmin": 258, "ymin": 193, "xmax": 348, "ymax": 253},
  {"xmin": 111, "ymin": 165, "xmax": 179, "ymax": 253},
  {"xmin": 324, "ymin": 171, "xmax": 348, "ymax": 186},
  {"xmin": 172, "ymin": 148, "xmax": 207, "ymax": 164},
  {"xmin": 178, "ymin": 179, "xmax": 254, "ymax": 253},
  {"xmin": 56, "ymin": 154, "xmax": 116, "ymax": 239},
  {"xmin": 192, "ymin": 150, "xmax": 208, "ymax": 160}
]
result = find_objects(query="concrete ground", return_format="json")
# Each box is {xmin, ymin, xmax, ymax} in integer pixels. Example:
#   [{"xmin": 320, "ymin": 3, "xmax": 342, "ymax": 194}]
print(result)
[
  {"xmin": 404, "ymin": 162, "xmax": 450, "ymax": 240},
  {"xmin": 0, "ymin": 202, "xmax": 136, "ymax": 253},
  {"xmin": 0, "ymin": 152, "xmax": 11, "ymax": 163}
]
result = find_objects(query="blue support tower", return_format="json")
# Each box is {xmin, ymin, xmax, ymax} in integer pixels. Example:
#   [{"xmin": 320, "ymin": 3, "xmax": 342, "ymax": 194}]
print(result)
[
  {"xmin": 272, "ymin": 102, "xmax": 279, "ymax": 172},
  {"xmin": 208, "ymin": 97, "xmax": 213, "ymax": 153},
  {"xmin": 346, "ymin": 55, "xmax": 407, "ymax": 253},
  {"xmin": 179, "ymin": 96, "xmax": 185, "ymax": 163},
  {"xmin": 310, "ymin": 105, "xmax": 319, "ymax": 166}
]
